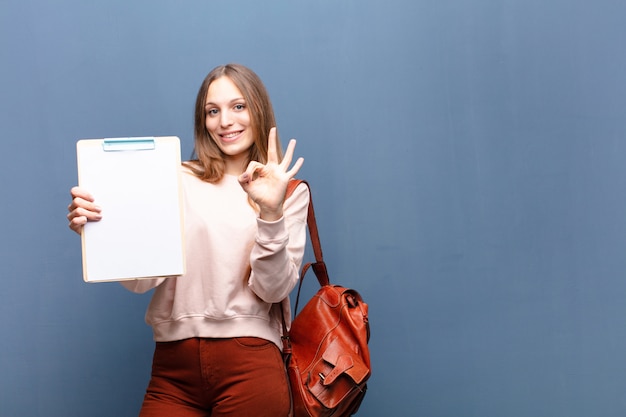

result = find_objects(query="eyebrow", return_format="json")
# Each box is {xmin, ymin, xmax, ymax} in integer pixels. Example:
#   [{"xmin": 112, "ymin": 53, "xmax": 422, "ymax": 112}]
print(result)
[{"xmin": 204, "ymin": 97, "xmax": 245, "ymax": 107}]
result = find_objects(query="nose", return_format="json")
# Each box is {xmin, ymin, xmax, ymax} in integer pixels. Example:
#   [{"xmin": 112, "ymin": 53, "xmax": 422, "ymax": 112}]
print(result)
[{"xmin": 219, "ymin": 109, "xmax": 233, "ymax": 128}]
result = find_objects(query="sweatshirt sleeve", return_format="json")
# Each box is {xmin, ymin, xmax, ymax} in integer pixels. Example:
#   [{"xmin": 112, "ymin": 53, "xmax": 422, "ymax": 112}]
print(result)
[
  {"xmin": 247, "ymin": 182, "xmax": 309, "ymax": 303},
  {"xmin": 119, "ymin": 277, "xmax": 167, "ymax": 293}
]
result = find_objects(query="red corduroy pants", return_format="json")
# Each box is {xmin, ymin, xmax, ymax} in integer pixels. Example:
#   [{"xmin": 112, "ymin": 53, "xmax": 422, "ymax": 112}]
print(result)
[{"xmin": 138, "ymin": 337, "xmax": 291, "ymax": 417}]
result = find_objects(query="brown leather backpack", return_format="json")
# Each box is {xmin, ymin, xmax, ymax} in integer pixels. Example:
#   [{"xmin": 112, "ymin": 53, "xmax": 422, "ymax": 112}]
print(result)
[{"xmin": 282, "ymin": 180, "xmax": 371, "ymax": 417}]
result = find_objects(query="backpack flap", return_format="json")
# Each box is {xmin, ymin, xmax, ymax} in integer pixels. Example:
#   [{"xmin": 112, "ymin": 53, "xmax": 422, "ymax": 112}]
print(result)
[
  {"xmin": 321, "ymin": 350, "xmax": 369, "ymax": 386},
  {"xmin": 307, "ymin": 337, "xmax": 370, "ymax": 409},
  {"xmin": 321, "ymin": 337, "xmax": 370, "ymax": 385}
]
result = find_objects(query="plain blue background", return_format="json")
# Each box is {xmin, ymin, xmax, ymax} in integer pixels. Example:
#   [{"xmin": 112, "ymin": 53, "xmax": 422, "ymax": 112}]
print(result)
[{"xmin": 2, "ymin": 1, "xmax": 626, "ymax": 416}]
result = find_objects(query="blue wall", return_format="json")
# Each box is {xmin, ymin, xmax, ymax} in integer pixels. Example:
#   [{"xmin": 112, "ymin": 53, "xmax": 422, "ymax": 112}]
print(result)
[{"xmin": 2, "ymin": 1, "xmax": 626, "ymax": 416}]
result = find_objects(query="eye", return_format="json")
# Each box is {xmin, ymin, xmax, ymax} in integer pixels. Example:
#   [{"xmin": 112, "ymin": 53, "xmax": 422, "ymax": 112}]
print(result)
[
  {"xmin": 234, "ymin": 103, "xmax": 246, "ymax": 111},
  {"xmin": 206, "ymin": 108, "xmax": 219, "ymax": 116}
]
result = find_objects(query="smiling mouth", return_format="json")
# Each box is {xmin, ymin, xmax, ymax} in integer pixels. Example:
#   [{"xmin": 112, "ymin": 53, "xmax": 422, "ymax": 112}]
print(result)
[{"xmin": 221, "ymin": 131, "xmax": 242, "ymax": 139}]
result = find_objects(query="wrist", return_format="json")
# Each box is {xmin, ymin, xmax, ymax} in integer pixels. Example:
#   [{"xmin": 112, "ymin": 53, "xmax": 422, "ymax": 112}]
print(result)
[{"xmin": 259, "ymin": 207, "xmax": 283, "ymax": 222}]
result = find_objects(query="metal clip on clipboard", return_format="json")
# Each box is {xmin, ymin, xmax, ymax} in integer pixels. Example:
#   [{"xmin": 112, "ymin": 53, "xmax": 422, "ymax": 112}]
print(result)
[{"xmin": 102, "ymin": 137, "xmax": 156, "ymax": 152}]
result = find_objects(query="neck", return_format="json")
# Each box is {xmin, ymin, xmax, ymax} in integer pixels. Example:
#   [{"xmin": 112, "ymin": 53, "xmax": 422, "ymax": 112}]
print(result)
[{"xmin": 224, "ymin": 154, "xmax": 247, "ymax": 176}]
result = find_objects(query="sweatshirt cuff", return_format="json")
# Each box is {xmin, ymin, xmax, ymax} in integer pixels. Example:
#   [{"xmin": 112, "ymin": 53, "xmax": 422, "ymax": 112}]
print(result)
[{"xmin": 256, "ymin": 216, "xmax": 288, "ymax": 243}]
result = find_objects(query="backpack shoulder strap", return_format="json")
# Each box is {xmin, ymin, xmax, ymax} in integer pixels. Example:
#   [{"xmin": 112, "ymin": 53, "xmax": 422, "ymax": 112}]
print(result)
[{"xmin": 286, "ymin": 179, "xmax": 327, "ymax": 284}]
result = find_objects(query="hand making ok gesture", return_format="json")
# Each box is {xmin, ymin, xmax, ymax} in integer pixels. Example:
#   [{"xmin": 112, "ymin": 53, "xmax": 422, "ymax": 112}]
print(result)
[{"xmin": 238, "ymin": 127, "xmax": 304, "ymax": 221}]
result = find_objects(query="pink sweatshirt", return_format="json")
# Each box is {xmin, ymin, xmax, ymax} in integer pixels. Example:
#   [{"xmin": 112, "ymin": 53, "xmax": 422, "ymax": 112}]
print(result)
[{"xmin": 121, "ymin": 167, "xmax": 309, "ymax": 349}]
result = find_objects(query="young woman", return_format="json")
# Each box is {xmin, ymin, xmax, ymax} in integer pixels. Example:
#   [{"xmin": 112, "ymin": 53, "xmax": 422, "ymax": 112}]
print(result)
[{"xmin": 67, "ymin": 63, "xmax": 308, "ymax": 416}]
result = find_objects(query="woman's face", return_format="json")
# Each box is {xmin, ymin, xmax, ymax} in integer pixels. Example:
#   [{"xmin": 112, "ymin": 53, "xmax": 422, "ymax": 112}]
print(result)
[{"xmin": 204, "ymin": 76, "xmax": 254, "ymax": 173}]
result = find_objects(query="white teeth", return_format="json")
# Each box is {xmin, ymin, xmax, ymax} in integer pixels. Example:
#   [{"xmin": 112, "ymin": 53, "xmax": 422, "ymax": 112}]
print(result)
[{"xmin": 223, "ymin": 132, "xmax": 240, "ymax": 138}]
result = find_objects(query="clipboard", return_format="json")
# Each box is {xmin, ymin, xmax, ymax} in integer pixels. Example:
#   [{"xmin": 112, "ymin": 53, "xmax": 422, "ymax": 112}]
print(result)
[{"xmin": 76, "ymin": 136, "xmax": 186, "ymax": 283}]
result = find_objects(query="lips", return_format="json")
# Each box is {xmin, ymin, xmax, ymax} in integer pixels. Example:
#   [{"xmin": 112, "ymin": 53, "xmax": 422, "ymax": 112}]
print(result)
[{"xmin": 220, "ymin": 130, "xmax": 243, "ymax": 142}]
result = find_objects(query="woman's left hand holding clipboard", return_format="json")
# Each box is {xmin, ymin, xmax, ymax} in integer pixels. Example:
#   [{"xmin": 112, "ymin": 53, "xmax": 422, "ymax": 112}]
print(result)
[{"xmin": 67, "ymin": 187, "xmax": 102, "ymax": 234}]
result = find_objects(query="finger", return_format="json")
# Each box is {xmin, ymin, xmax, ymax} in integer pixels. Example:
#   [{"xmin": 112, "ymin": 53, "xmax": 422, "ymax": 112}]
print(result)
[
  {"xmin": 286, "ymin": 157, "xmax": 305, "ymax": 178},
  {"xmin": 68, "ymin": 206, "xmax": 102, "ymax": 222},
  {"xmin": 238, "ymin": 161, "xmax": 264, "ymax": 185},
  {"xmin": 266, "ymin": 127, "xmax": 278, "ymax": 164},
  {"xmin": 280, "ymin": 139, "xmax": 297, "ymax": 170},
  {"xmin": 282, "ymin": 139, "xmax": 303, "ymax": 176},
  {"xmin": 68, "ymin": 216, "xmax": 87, "ymax": 234},
  {"xmin": 71, "ymin": 186, "xmax": 95, "ymax": 202},
  {"xmin": 68, "ymin": 197, "xmax": 101, "ymax": 214}
]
